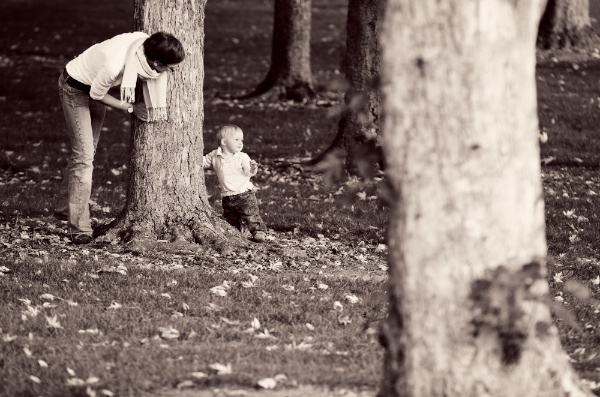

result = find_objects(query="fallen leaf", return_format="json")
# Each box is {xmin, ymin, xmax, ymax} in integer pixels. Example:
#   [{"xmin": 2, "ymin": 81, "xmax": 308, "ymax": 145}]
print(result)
[
  {"xmin": 255, "ymin": 328, "xmax": 276, "ymax": 339},
  {"xmin": 274, "ymin": 374, "xmax": 287, "ymax": 382},
  {"xmin": 333, "ymin": 301, "xmax": 343, "ymax": 312},
  {"xmin": 24, "ymin": 346, "xmax": 33, "ymax": 358},
  {"xmin": 210, "ymin": 285, "xmax": 228, "ymax": 297},
  {"xmin": 158, "ymin": 326, "xmax": 180, "ymax": 340},
  {"xmin": 39, "ymin": 293, "xmax": 55, "ymax": 301},
  {"xmin": 208, "ymin": 362, "xmax": 232, "ymax": 375},
  {"xmin": 345, "ymin": 294, "xmax": 360, "ymax": 304},
  {"xmin": 45, "ymin": 315, "xmax": 62, "ymax": 329},
  {"xmin": 2, "ymin": 334, "xmax": 18, "ymax": 342},
  {"xmin": 221, "ymin": 317, "xmax": 241, "ymax": 326},
  {"xmin": 176, "ymin": 380, "xmax": 195, "ymax": 389},
  {"xmin": 257, "ymin": 377, "xmax": 277, "ymax": 389},
  {"xmin": 86, "ymin": 376, "xmax": 100, "ymax": 384}
]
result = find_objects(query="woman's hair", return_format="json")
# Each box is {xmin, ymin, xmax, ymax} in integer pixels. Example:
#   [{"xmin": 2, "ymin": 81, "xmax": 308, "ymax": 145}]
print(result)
[
  {"xmin": 217, "ymin": 124, "xmax": 243, "ymax": 142},
  {"xmin": 143, "ymin": 32, "xmax": 185, "ymax": 65}
]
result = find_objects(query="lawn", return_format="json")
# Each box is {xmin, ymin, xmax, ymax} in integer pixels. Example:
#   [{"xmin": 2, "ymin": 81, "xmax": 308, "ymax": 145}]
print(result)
[{"xmin": 1, "ymin": 0, "xmax": 600, "ymax": 396}]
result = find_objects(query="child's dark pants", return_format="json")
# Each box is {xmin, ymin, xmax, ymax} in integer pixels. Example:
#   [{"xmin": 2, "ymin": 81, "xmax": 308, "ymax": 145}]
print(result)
[{"xmin": 222, "ymin": 190, "xmax": 266, "ymax": 234}]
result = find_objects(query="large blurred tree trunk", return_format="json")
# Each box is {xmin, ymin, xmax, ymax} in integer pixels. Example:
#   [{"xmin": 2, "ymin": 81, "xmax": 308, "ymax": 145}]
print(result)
[
  {"xmin": 99, "ymin": 0, "xmax": 237, "ymax": 250},
  {"xmin": 379, "ymin": 0, "xmax": 592, "ymax": 396},
  {"xmin": 307, "ymin": 0, "xmax": 382, "ymax": 177},
  {"xmin": 240, "ymin": 0, "xmax": 314, "ymax": 101},
  {"xmin": 538, "ymin": 0, "xmax": 595, "ymax": 49}
]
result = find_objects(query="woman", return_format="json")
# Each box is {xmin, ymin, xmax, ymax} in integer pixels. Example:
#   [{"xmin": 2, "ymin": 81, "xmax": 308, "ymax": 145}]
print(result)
[{"xmin": 57, "ymin": 31, "xmax": 185, "ymax": 244}]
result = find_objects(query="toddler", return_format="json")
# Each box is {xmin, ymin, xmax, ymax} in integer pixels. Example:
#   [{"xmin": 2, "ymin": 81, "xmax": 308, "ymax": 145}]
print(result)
[{"xmin": 203, "ymin": 124, "xmax": 267, "ymax": 242}]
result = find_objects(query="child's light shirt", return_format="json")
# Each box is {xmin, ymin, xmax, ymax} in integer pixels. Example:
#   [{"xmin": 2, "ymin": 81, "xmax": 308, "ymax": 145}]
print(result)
[{"xmin": 203, "ymin": 147, "xmax": 257, "ymax": 197}]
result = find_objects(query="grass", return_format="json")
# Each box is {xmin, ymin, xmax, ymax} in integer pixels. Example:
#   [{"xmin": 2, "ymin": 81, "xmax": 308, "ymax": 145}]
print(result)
[
  {"xmin": 0, "ymin": 257, "xmax": 385, "ymax": 396},
  {"xmin": 1, "ymin": 0, "xmax": 600, "ymax": 396}
]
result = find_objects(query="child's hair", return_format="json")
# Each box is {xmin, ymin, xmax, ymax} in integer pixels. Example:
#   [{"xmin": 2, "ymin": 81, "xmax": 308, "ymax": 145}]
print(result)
[
  {"xmin": 144, "ymin": 32, "xmax": 186, "ymax": 65},
  {"xmin": 216, "ymin": 124, "xmax": 243, "ymax": 144}
]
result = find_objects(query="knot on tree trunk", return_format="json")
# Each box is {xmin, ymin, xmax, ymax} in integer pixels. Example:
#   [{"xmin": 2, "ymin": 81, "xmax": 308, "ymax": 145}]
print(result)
[{"xmin": 469, "ymin": 261, "xmax": 546, "ymax": 365}]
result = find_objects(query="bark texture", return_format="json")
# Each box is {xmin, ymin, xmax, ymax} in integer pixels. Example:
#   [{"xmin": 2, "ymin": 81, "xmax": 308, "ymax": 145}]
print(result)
[
  {"xmin": 538, "ymin": 0, "xmax": 595, "ymax": 49},
  {"xmin": 379, "ymin": 0, "xmax": 592, "ymax": 396},
  {"xmin": 240, "ymin": 0, "xmax": 314, "ymax": 101},
  {"xmin": 98, "ymin": 0, "xmax": 239, "ymax": 250},
  {"xmin": 308, "ymin": 0, "xmax": 382, "ymax": 177}
]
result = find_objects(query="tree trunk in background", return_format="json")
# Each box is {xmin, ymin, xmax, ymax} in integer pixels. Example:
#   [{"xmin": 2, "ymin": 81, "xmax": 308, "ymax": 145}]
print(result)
[
  {"xmin": 379, "ymin": 0, "xmax": 592, "ymax": 396},
  {"xmin": 307, "ymin": 0, "xmax": 382, "ymax": 178},
  {"xmin": 240, "ymin": 0, "xmax": 314, "ymax": 101},
  {"xmin": 99, "ymin": 0, "xmax": 238, "ymax": 251},
  {"xmin": 538, "ymin": 0, "xmax": 595, "ymax": 49}
]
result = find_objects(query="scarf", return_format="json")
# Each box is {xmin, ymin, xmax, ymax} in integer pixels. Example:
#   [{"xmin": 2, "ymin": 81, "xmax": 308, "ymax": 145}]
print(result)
[{"xmin": 120, "ymin": 37, "xmax": 169, "ymax": 122}]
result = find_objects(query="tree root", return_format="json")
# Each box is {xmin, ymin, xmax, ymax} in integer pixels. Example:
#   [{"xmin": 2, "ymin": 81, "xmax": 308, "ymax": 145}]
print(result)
[
  {"xmin": 220, "ymin": 74, "xmax": 315, "ymax": 102},
  {"xmin": 93, "ymin": 210, "xmax": 248, "ymax": 256}
]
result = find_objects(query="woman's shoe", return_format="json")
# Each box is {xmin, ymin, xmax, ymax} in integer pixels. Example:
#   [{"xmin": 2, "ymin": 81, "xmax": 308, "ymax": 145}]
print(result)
[{"xmin": 71, "ymin": 234, "xmax": 93, "ymax": 245}]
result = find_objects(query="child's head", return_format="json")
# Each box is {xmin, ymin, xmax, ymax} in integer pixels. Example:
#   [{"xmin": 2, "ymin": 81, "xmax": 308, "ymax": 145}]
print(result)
[
  {"xmin": 144, "ymin": 32, "xmax": 186, "ymax": 72},
  {"xmin": 217, "ymin": 124, "xmax": 244, "ymax": 154}
]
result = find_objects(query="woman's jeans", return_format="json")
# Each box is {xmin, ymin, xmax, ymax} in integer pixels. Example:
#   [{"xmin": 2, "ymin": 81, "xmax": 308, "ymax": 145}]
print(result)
[{"xmin": 57, "ymin": 70, "xmax": 106, "ymax": 237}]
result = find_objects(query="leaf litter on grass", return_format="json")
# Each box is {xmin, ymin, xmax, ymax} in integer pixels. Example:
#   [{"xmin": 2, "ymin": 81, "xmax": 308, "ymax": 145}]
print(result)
[{"xmin": 0, "ymin": 210, "xmax": 387, "ymax": 396}]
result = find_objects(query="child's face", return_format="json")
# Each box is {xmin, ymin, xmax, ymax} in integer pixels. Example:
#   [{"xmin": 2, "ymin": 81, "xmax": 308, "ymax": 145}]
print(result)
[{"xmin": 221, "ymin": 130, "xmax": 244, "ymax": 154}]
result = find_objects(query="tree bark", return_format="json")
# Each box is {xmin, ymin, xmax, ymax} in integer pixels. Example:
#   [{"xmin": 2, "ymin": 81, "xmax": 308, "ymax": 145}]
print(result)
[
  {"xmin": 379, "ymin": 0, "xmax": 592, "ymax": 396},
  {"xmin": 307, "ymin": 0, "xmax": 382, "ymax": 178},
  {"xmin": 97, "ymin": 0, "xmax": 239, "ymax": 251},
  {"xmin": 239, "ymin": 0, "xmax": 314, "ymax": 101},
  {"xmin": 537, "ymin": 0, "xmax": 595, "ymax": 50}
]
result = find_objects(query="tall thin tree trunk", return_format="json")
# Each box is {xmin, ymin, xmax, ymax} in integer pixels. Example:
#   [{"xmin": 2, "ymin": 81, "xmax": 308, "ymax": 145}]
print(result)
[
  {"xmin": 98, "ymin": 0, "xmax": 239, "ymax": 251},
  {"xmin": 379, "ymin": 0, "xmax": 592, "ymax": 396},
  {"xmin": 238, "ymin": 0, "xmax": 314, "ymax": 101},
  {"xmin": 307, "ymin": 0, "xmax": 382, "ymax": 177},
  {"xmin": 538, "ymin": 0, "xmax": 595, "ymax": 49}
]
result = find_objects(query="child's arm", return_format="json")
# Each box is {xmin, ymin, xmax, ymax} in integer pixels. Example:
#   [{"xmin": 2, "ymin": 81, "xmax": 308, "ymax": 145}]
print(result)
[
  {"xmin": 202, "ymin": 151, "xmax": 214, "ymax": 169},
  {"xmin": 241, "ymin": 154, "xmax": 258, "ymax": 176},
  {"xmin": 249, "ymin": 160, "xmax": 258, "ymax": 174}
]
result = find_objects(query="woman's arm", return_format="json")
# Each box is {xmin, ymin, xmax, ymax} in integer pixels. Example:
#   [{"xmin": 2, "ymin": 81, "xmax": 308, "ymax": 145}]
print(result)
[{"xmin": 98, "ymin": 94, "xmax": 149, "ymax": 121}]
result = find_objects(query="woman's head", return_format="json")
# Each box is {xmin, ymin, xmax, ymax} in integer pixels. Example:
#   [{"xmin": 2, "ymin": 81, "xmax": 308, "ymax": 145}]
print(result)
[{"xmin": 143, "ymin": 32, "xmax": 185, "ymax": 72}]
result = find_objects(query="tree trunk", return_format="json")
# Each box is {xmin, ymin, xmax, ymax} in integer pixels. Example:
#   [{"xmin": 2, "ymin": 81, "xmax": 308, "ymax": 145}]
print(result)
[
  {"xmin": 537, "ymin": 0, "xmax": 595, "ymax": 49},
  {"xmin": 379, "ymin": 0, "xmax": 592, "ymax": 396},
  {"xmin": 98, "ymin": 0, "xmax": 239, "ymax": 251},
  {"xmin": 307, "ymin": 0, "xmax": 382, "ymax": 178},
  {"xmin": 239, "ymin": 0, "xmax": 314, "ymax": 101}
]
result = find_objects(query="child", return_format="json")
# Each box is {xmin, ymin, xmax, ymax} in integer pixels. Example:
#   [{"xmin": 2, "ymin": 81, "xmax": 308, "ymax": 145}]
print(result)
[{"xmin": 203, "ymin": 125, "xmax": 268, "ymax": 242}]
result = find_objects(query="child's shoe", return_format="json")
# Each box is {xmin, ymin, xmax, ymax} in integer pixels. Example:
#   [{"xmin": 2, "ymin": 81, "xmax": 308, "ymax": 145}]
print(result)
[{"xmin": 253, "ymin": 231, "xmax": 266, "ymax": 243}]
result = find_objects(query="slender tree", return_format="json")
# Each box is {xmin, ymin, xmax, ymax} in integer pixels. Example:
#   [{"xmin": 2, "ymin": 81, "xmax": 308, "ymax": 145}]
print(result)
[
  {"xmin": 307, "ymin": 0, "xmax": 382, "ymax": 177},
  {"xmin": 238, "ymin": 0, "xmax": 314, "ymax": 101},
  {"xmin": 379, "ymin": 0, "xmax": 592, "ymax": 396},
  {"xmin": 538, "ymin": 0, "xmax": 595, "ymax": 49},
  {"xmin": 98, "ymin": 0, "xmax": 239, "ymax": 251}
]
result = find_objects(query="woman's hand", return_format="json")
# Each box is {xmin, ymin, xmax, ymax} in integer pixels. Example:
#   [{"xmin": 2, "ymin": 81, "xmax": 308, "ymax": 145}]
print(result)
[{"xmin": 133, "ymin": 102, "xmax": 149, "ymax": 121}]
